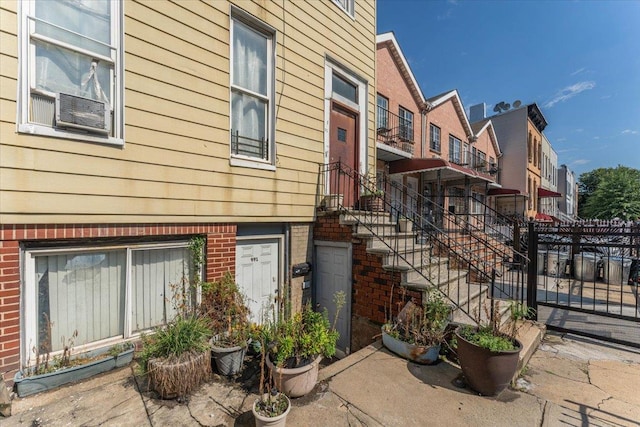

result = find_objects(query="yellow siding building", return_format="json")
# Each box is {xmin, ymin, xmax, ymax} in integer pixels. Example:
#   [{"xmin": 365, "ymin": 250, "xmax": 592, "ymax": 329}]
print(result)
[{"xmin": 0, "ymin": 0, "xmax": 376, "ymax": 380}]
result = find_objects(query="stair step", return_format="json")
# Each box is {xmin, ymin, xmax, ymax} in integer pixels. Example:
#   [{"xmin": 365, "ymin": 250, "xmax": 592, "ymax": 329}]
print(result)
[{"xmin": 340, "ymin": 211, "xmax": 395, "ymax": 226}]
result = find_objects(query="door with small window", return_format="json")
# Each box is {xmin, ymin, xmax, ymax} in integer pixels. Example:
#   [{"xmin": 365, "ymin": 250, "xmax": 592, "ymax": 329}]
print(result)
[{"xmin": 329, "ymin": 101, "xmax": 359, "ymax": 208}]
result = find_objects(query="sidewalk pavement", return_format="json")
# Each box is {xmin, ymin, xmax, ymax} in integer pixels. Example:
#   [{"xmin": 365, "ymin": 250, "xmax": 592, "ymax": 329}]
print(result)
[{"xmin": 3, "ymin": 331, "xmax": 640, "ymax": 427}]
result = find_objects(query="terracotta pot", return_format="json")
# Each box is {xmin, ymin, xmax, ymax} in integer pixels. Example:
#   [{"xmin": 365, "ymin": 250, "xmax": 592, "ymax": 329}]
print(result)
[
  {"xmin": 381, "ymin": 327, "xmax": 441, "ymax": 364},
  {"xmin": 266, "ymin": 354, "xmax": 321, "ymax": 398},
  {"xmin": 455, "ymin": 329, "xmax": 521, "ymax": 396},
  {"xmin": 252, "ymin": 393, "xmax": 291, "ymax": 427}
]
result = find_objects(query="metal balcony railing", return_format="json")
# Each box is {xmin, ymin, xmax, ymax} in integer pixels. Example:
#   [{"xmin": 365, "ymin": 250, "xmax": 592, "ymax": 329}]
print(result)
[{"xmin": 376, "ymin": 106, "xmax": 414, "ymax": 155}]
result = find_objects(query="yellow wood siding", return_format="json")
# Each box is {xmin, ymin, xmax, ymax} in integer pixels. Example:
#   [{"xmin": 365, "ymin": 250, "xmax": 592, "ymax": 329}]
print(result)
[{"xmin": 0, "ymin": 0, "xmax": 376, "ymax": 224}]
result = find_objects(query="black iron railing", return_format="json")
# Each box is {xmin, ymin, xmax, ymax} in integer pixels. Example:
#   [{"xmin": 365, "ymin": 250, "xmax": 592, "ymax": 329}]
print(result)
[
  {"xmin": 376, "ymin": 106, "xmax": 414, "ymax": 155},
  {"xmin": 528, "ymin": 220, "xmax": 640, "ymax": 347},
  {"xmin": 318, "ymin": 161, "xmax": 529, "ymax": 324},
  {"xmin": 231, "ymin": 130, "xmax": 268, "ymax": 160}
]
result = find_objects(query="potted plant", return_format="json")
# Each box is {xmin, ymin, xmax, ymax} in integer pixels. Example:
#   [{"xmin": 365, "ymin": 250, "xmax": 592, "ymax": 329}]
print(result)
[
  {"xmin": 252, "ymin": 325, "xmax": 291, "ymax": 427},
  {"xmin": 264, "ymin": 292, "xmax": 345, "ymax": 398},
  {"xmin": 398, "ymin": 215, "xmax": 413, "ymax": 233},
  {"xmin": 200, "ymin": 272, "xmax": 251, "ymax": 376},
  {"xmin": 13, "ymin": 322, "xmax": 135, "ymax": 397},
  {"xmin": 139, "ymin": 314, "xmax": 212, "ymax": 399},
  {"xmin": 360, "ymin": 189, "xmax": 385, "ymax": 211},
  {"xmin": 455, "ymin": 301, "xmax": 533, "ymax": 396},
  {"xmin": 381, "ymin": 289, "xmax": 452, "ymax": 364}
]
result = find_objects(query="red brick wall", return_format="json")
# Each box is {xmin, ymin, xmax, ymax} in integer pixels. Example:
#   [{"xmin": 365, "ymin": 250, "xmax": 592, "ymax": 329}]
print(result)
[
  {"xmin": 313, "ymin": 213, "xmax": 352, "ymax": 242},
  {"xmin": 377, "ymin": 44, "xmax": 424, "ymax": 157},
  {"xmin": 314, "ymin": 213, "xmax": 422, "ymax": 351},
  {"xmin": 427, "ymin": 98, "xmax": 471, "ymax": 160},
  {"xmin": 0, "ymin": 222, "xmax": 236, "ymax": 381}
]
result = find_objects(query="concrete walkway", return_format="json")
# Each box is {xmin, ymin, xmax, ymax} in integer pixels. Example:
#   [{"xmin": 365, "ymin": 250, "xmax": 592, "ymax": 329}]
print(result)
[{"xmin": 4, "ymin": 331, "xmax": 640, "ymax": 427}]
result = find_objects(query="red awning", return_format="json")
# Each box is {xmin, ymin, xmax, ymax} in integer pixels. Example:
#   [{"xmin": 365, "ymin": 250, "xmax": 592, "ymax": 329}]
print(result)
[
  {"xmin": 535, "ymin": 212, "xmax": 552, "ymax": 222},
  {"xmin": 389, "ymin": 158, "xmax": 475, "ymax": 176},
  {"xmin": 487, "ymin": 188, "xmax": 521, "ymax": 196},
  {"xmin": 538, "ymin": 188, "xmax": 562, "ymax": 198},
  {"xmin": 389, "ymin": 158, "xmax": 500, "ymax": 184},
  {"xmin": 535, "ymin": 212, "xmax": 559, "ymax": 222}
]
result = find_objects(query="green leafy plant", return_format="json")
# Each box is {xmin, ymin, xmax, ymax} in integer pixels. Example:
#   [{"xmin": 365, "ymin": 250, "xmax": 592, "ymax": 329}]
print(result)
[
  {"xmin": 458, "ymin": 301, "xmax": 534, "ymax": 352},
  {"xmin": 138, "ymin": 315, "xmax": 211, "ymax": 373},
  {"xmin": 200, "ymin": 272, "xmax": 251, "ymax": 347},
  {"xmin": 107, "ymin": 342, "xmax": 134, "ymax": 357},
  {"xmin": 384, "ymin": 289, "xmax": 452, "ymax": 346},
  {"xmin": 266, "ymin": 292, "xmax": 345, "ymax": 368}
]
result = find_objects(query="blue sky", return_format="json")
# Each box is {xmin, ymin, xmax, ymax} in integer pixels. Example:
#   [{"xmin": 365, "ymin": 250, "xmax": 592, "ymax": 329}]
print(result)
[{"xmin": 377, "ymin": 0, "xmax": 640, "ymax": 178}]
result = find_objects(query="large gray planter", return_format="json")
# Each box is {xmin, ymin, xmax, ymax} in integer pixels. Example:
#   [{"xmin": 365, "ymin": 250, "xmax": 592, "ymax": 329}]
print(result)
[
  {"xmin": 14, "ymin": 347, "xmax": 134, "ymax": 397},
  {"xmin": 210, "ymin": 337, "xmax": 247, "ymax": 376},
  {"xmin": 381, "ymin": 326, "xmax": 441, "ymax": 364}
]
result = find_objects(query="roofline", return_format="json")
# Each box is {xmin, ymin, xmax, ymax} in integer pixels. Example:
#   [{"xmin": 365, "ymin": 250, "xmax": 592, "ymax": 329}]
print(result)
[
  {"xmin": 376, "ymin": 32, "xmax": 428, "ymax": 110},
  {"xmin": 426, "ymin": 89, "xmax": 473, "ymax": 139},
  {"xmin": 473, "ymin": 120, "xmax": 502, "ymax": 157}
]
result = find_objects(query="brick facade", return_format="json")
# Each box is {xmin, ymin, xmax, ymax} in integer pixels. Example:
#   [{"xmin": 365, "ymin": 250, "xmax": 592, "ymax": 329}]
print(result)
[
  {"xmin": 0, "ymin": 222, "xmax": 236, "ymax": 381},
  {"xmin": 314, "ymin": 213, "xmax": 422, "ymax": 352},
  {"xmin": 290, "ymin": 224, "xmax": 314, "ymax": 313}
]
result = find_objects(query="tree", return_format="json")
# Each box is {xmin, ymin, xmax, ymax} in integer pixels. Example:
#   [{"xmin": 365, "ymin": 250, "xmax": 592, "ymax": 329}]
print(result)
[{"xmin": 579, "ymin": 166, "xmax": 640, "ymax": 220}]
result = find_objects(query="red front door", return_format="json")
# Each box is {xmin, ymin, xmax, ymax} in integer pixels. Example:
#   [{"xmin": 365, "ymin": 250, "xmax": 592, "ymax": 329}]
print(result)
[{"xmin": 329, "ymin": 101, "xmax": 358, "ymax": 208}]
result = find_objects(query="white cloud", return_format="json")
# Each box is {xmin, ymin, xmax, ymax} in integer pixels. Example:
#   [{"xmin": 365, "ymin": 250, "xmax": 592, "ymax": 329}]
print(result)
[
  {"xmin": 593, "ymin": 136, "xmax": 600, "ymax": 140},
  {"xmin": 556, "ymin": 137, "xmax": 567, "ymax": 142},
  {"xmin": 543, "ymin": 81, "xmax": 596, "ymax": 108},
  {"xmin": 571, "ymin": 159, "xmax": 591, "ymax": 166},
  {"xmin": 622, "ymin": 129, "xmax": 638, "ymax": 135},
  {"xmin": 570, "ymin": 67, "xmax": 586, "ymax": 76}
]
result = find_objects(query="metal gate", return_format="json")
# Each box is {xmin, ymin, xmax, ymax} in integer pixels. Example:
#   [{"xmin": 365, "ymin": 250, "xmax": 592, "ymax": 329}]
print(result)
[{"xmin": 527, "ymin": 221, "xmax": 640, "ymax": 347}]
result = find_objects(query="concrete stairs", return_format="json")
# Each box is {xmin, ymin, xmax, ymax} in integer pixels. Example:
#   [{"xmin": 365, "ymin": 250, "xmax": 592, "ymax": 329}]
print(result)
[
  {"xmin": 340, "ymin": 211, "xmax": 490, "ymax": 327},
  {"xmin": 339, "ymin": 210, "xmax": 544, "ymax": 373}
]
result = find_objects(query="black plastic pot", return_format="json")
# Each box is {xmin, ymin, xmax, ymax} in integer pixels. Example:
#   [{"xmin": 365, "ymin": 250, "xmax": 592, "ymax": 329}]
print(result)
[{"xmin": 455, "ymin": 329, "xmax": 522, "ymax": 396}]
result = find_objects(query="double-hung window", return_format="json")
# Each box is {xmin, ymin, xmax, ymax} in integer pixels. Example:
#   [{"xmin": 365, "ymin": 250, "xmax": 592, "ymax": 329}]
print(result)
[
  {"xmin": 332, "ymin": 0, "xmax": 355, "ymax": 17},
  {"xmin": 23, "ymin": 242, "xmax": 196, "ymax": 360},
  {"xmin": 377, "ymin": 94, "xmax": 389, "ymax": 131},
  {"xmin": 398, "ymin": 107, "xmax": 414, "ymax": 141},
  {"xmin": 478, "ymin": 150, "xmax": 486, "ymax": 170},
  {"xmin": 449, "ymin": 135, "xmax": 461, "ymax": 164},
  {"xmin": 19, "ymin": 0, "xmax": 123, "ymax": 143},
  {"xmin": 462, "ymin": 142, "xmax": 469, "ymax": 165},
  {"xmin": 230, "ymin": 13, "xmax": 275, "ymax": 166},
  {"xmin": 430, "ymin": 124, "xmax": 441, "ymax": 152}
]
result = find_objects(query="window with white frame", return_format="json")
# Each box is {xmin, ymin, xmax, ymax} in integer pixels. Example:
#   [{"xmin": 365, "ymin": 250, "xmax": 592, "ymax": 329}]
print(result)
[
  {"xmin": 398, "ymin": 107, "xmax": 414, "ymax": 141},
  {"xmin": 332, "ymin": 0, "xmax": 355, "ymax": 17},
  {"xmin": 19, "ymin": 0, "xmax": 123, "ymax": 143},
  {"xmin": 230, "ymin": 13, "xmax": 275, "ymax": 164},
  {"xmin": 471, "ymin": 192, "xmax": 485, "ymax": 214},
  {"xmin": 449, "ymin": 135, "xmax": 461, "ymax": 164},
  {"xmin": 377, "ymin": 94, "xmax": 389, "ymax": 131},
  {"xmin": 430, "ymin": 124, "xmax": 441, "ymax": 152},
  {"xmin": 477, "ymin": 150, "xmax": 486, "ymax": 170},
  {"xmin": 463, "ymin": 142, "xmax": 469, "ymax": 165},
  {"xmin": 24, "ymin": 242, "xmax": 196, "ymax": 359}
]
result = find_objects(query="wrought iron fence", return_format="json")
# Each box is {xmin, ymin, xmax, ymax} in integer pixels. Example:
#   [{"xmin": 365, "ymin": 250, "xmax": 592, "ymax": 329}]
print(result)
[{"xmin": 527, "ymin": 220, "xmax": 640, "ymax": 347}]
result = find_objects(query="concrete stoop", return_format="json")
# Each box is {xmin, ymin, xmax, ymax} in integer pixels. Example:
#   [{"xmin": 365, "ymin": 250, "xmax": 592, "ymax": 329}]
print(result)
[
  {"xmin": 513, "ymin": 320, "xmax": 546, "ymax": 379},
  {"xmin": 318, "ymin": 320, "xmax": 545, "ymax": 386}
]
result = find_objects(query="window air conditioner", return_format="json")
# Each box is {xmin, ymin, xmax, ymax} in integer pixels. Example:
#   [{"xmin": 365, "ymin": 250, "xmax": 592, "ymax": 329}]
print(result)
[{"xmin": 55, "ymin": 93, "xmax": 110, "ymax": 134}]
